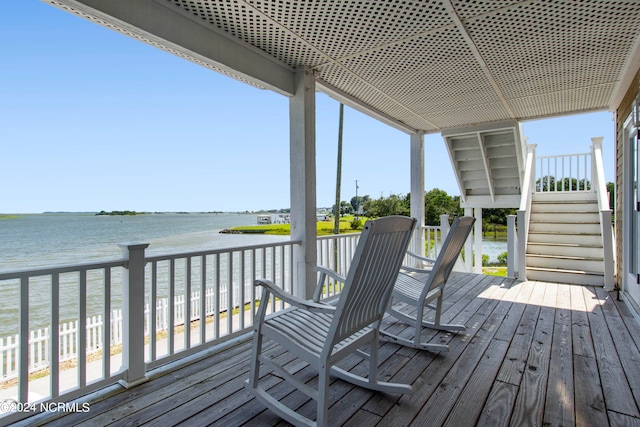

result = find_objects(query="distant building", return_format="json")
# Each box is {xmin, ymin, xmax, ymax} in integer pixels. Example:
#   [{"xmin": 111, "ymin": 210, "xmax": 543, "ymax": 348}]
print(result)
[{"xmin": 257, "ymin": 215, "xmax": 272, "ymax": 224}]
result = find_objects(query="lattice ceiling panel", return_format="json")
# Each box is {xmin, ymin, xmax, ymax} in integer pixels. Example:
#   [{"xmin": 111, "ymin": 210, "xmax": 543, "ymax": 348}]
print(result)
[
  {"xmin": 450, "ymin": 0, "xmax": 527, "ymax": 20},
  {"xmin": 466, "ymin": 0, "xmax": 640, "ymax": 103},
  {"xmin": 75, "ymin": 0, "xmax": 640, "ymax": 132},
  {"xmin": 246, "ymin": 0, "xmax": 452, "ymax": 60},
  {"xmin": 167, "ymin": 0, "xmax": 327, "ymax": 67},
  {"xmin": 318, "ymin": 63, "xmax": 438, "ymax": 131},
  {"xmin": 416, "ymin": 102, "xmax": 514, "ymax": 129},
  {"xmin": 339, "ymin": 26, "xmax": 499, "ymax": 111},
  {"xmin": 510, "ymin": 84, "xmax": 617, "ymax": 118}
]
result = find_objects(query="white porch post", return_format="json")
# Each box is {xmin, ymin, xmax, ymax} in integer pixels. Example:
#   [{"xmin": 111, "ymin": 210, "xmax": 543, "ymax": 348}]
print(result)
[
  {"xmin": 474, "ymin": 208, "xmax": 483, "ymax": 273},
  {"xmin": 289, "ymin": 68, "xmax": 317, "ymax": 299},
  {"xmin": 410, "ymin": 132, "xmax": 425, "ymax": 257},
  {"xmin": 118, "ymin": 242, "xmax": 149, "ymax": 388},
  {"xmin": 464, "ymin": 207, "xmax": 473, "ymax": 272}
]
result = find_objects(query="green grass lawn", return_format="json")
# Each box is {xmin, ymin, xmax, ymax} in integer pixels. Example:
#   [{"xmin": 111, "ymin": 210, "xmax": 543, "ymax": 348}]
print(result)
[
  {"xmin": 482, "ymin": 267, "xmax": 508, "ymax": 277},
  {"xmin": 229, "ymin": 216, "xmax": 363, "ymax": 236}
]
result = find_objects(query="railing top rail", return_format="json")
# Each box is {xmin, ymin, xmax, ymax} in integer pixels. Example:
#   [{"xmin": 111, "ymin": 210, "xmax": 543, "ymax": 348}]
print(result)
[
  {"xmin": 317, "ymin": 233, "xmax": 360, "ymax": 241},
  {"xmin": 0, "ymin": 240, "xmax": 303, "ymax": 280},
  {"xmin": 0, "ymin": 259, "xmax": 126, "ymax": 281},
  {"xmin": 146, "ymin": 239, "xmax": 302, "ymax": 263},
  {"xmin": 591, "ymin": 140, "xmax": 609, "ymax": 210},
  {"xmin": 536, "ymin": 152, "xmax": 591, "ymax": 159},
  {"xmin": 519, "ymin": 145, "xmax": 537, "ymax": 211}
]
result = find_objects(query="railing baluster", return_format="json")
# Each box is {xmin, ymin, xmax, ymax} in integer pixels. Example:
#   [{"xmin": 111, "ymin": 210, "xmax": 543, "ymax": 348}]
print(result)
[
  {"xmin": 238, "ymin": 251, "xmax": 245, "ymax": 331},
  {"xmin": 185, "ymin": 257, "xmax": 191, "ymax": 349},
  {"xmin": 18, "ymin": 276, "xmax": 29, "ymax": 403},
  {"xmin": 227, "ymin": 253, "xmax": 233, "ymax": 334},
  {"xmin": 78, "ymin": 270, "xmax": 87, "ymax": 388},
  {"xmin": 51, "ymin": 273, "xmax": 60, "ymax": 398},
  {"xmin": 214, "ymin": 253, "xmax": 220, "ymax": 339},
  {"xmin": 150, "ymin": 262, "xmax": 157, "ymax": 362},
  {"xmin": 169, "ymin": 259, "xmax": 175, "ymax": 355},
  {"xmin": 200, "ymin": 255, "xmax": 207, "ymax": 344}
]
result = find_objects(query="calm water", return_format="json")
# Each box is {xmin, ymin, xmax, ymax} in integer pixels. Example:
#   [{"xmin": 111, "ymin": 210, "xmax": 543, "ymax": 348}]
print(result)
[
  {"xmin": 483, "ymin": 236, "xmax": 508, "ymax": 263},
  {"xmin": 0, "ymin": 213, "xmax": 287, "ymax": 336}
]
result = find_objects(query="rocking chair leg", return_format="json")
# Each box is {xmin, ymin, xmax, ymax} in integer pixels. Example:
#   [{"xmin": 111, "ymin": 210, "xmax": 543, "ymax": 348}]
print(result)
[{"xmin": 317, "ymin": 365, "xmax": 330, "ymax": 427}]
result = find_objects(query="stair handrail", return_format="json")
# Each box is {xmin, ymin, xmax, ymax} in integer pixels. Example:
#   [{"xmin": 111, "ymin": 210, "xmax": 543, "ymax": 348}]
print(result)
[
  {"xmin": 591, "ymin": 137, "xmax": 615, "ymax": 290},
  {"xmin": 516, "ymin": 144, "xmax": 537, "ymax": 280}
]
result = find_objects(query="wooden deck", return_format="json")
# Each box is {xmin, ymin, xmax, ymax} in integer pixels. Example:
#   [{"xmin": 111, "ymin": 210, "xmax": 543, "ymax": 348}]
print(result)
[{"xmin": 16, "ymin": 272, "xmax": 640, "ymax": 426}]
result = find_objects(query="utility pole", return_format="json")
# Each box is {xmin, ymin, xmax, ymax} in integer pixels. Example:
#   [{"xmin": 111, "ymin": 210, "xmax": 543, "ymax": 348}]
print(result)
[
  {"xmin": 333, "ymin": 103, "xmax": 344, "ymax": 235},
  {"xmin": 333, "ymin": 103, "xmax": 344, "ymax": 271},
  {"xmin": 355, "ymin": 180, "xmax": 359, "ymax": 219}
]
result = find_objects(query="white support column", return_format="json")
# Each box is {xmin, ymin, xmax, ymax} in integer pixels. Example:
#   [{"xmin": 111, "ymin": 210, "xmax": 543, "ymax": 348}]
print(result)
[
  {"xmin": 410, "ymin": 132, "xmax": 425, "ymax": 256},
  {"xmin": 289, "ymin": 68, "xmax": 317, "ymax": 299},
  {"xmin": 464, "ymin": 208, "xmax": 473, "ymax": 272},
  {"xmin": 474, "ymin": 208, "xmax": 483, "ymax": 273},
  {"xmin": 118, "ymin": 242, "xmax": 149, "ymax": 388}
]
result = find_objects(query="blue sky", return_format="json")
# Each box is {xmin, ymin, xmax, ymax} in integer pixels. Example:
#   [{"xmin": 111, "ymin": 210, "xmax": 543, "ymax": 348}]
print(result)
[{"xmin": 1, "ymin": 1, "xmax": 615, "ymax": 213}]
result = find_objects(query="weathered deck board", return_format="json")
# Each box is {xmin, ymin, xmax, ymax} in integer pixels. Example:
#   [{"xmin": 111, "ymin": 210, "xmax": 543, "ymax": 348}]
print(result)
[
  {"xmin": 13, "ymin": 273, "xmax": 640, "ymax": 427},
  {"xmin": 543, "ymin": 284, "xmax": 575, "ymax": 427}
]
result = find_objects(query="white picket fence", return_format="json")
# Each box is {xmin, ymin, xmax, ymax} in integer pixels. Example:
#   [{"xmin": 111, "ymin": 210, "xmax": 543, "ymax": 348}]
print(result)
[{"xmin": 0, "ymin": 287, "xmax": 232, "ymax": 381}]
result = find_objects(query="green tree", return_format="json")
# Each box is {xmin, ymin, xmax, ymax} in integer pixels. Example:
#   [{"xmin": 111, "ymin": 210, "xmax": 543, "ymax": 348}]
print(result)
[
  {"xmin": 331, "ymin": 201, "xmax": 353, "ymax": 216},
  {"xmin": 482, "ymin": 208, "xmax": 516, "ymax": 231},
  {"xmin": 350, "ymin": 195, "xmax": 369, "ymax": 215},
  {"xmin": 424, "ymin": 188, "xmax": 462, "ymax": 225},
  {"xmin": 607, "ymin": 181, "xmax": 615, "ymax": 210},
  {"xmin": 362, "ymin": 193, "xmax": 409, "ymax": 218}
]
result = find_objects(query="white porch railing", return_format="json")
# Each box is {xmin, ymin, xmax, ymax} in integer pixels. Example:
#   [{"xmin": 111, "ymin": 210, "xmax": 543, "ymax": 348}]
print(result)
[
  {"xmin": 592, "ymin": 137, "xmax": 615, "ymax": 290},
  {"xmin": 0, "ymin": 239, "xmax": 301, "ymax": 424},
  {"xmin": 536, "ymin": 151, "xmax": 592, "ymax": 192},
  {"xmin": 0, "ymin": 232, "xmax": 375, "ymax": 424}
]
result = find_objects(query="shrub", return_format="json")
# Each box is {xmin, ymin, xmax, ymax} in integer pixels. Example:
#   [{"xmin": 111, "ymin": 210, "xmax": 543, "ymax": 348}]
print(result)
[
  {"xmin": 497, "ymin": 251, "xmax": 508, "ymax": 266},
  {"xmin": 350, "ymin": 218, "xmax": 363, "ymax": 230},
  {"xmin": 482, "ymin": 254, "xmax": 490, "ymax": 266}
]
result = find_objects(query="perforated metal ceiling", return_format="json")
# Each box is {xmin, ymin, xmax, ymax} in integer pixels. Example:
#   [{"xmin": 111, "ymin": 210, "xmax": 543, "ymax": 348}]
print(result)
[{"xmin": 49, "ymin": 0, "xmax": 640, "ymax": 133}]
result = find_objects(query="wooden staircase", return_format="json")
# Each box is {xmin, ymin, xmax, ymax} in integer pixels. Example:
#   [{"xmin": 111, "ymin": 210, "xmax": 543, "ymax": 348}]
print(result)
[{"xmin": 526, "ymin": 191, "xmax": 606, "ymax": 286}]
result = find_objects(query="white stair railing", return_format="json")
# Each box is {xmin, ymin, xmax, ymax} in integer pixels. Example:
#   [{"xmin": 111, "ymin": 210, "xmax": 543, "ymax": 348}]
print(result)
[
  {"xmin": 592, "ymin": 137, "xmax": 615, "ymax": 290},
  {"xmin": 516, "ymin": 144, "xmax": 537, "ymax": 280}
]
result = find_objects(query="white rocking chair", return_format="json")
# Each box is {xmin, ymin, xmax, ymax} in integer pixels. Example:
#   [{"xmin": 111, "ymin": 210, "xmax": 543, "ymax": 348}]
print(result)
[
  {"xmin": 380, "ymin": 216, "xmax": 475, "ymax": 352},
  {"xmin": 245, "ymin": 216, "xmax": 416, "ymax": 427}
]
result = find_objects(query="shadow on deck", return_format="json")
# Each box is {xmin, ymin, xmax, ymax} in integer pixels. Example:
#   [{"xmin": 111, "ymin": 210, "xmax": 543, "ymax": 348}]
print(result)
[{"xmin": 12, "ymin": 272, "xmax": 640, "ymax": 426}]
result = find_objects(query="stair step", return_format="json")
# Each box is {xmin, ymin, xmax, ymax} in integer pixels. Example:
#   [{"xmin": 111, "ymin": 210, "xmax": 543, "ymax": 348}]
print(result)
[
  {"xmin": 527, "ymin": 242, "xmax": 603, "ymax": 258},
  {"xmin": 528, "ymin": 222, "xmax": 601, "ymax": 234},
  {"xmin": 526, "ymin": 254, "xmax": 604, "ymax": 272},
  {"xmin": 532, "ymin": 192, "xmax": 597, "ymax": 202},
  {"xmin": 530, "ymin": 212, "xmax": 600, "ymax": 222},
  {"xmin": 527, "ymin": 232, "xmax": 603, "ymax": 246},
  {"xmin": 526, "ymin": 267, "xmax": 605, "ymax": 286},
  {"xmin": 531, "ymin": 203, "xmax": 598, "ymax": 213}
]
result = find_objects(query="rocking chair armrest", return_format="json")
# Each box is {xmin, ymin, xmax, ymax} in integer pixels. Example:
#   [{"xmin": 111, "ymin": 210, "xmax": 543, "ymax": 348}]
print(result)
[
  {"xmin": 312, "ymin": 265, "xmax": 347, "ymax": 303},
  {"xmin": 400, "ymin": 264, "xmax": 434, "ymax": 274},
  {"xmin": 406, "ymin": 251, "xmax": 436, "ymax": 264},
  {"xmin": 313, "ymin": 265, "xmax": 346, "ymax": 283},
  {"xmin": 254, "ymin": 278, "xmax": 335, "ymax": 313}
]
